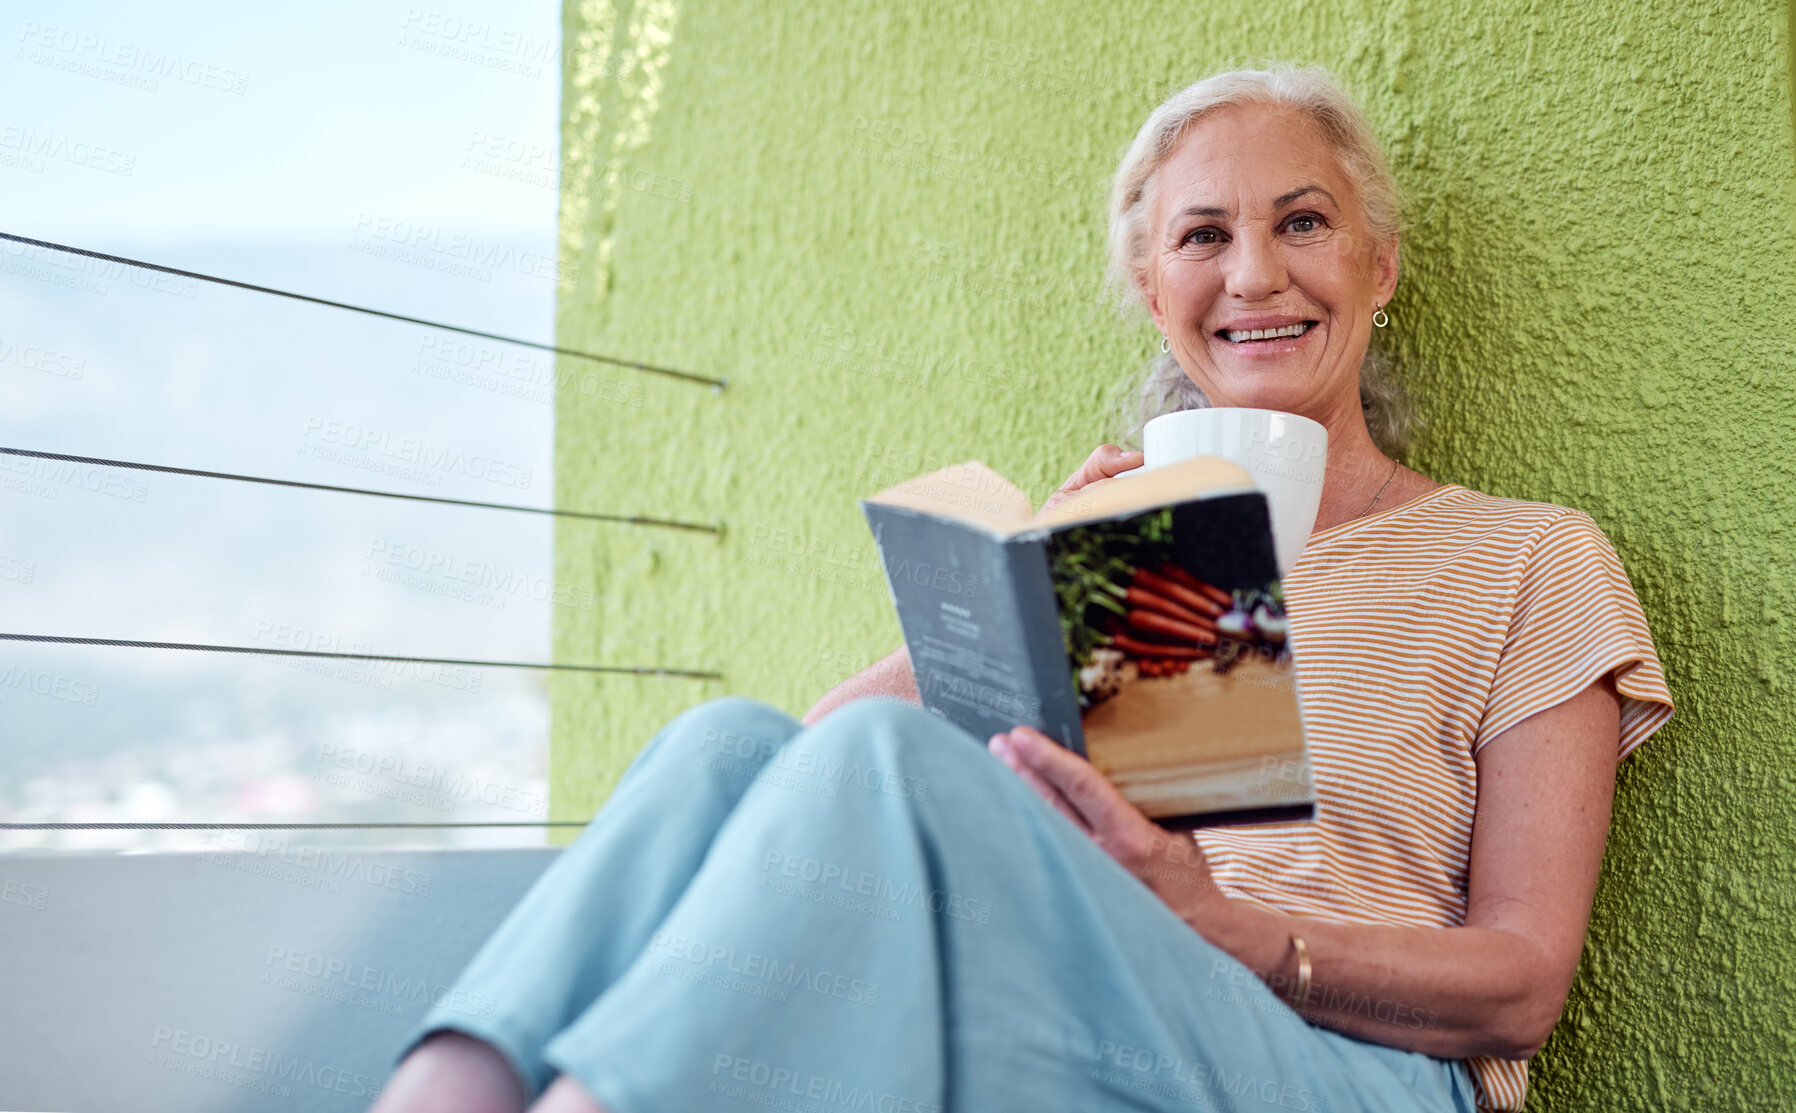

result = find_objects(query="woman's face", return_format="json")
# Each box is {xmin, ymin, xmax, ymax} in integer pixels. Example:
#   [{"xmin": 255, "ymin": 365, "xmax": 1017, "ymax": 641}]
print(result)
[{"xmin": 1141, "ymin": 102, "xmax": 1398, "ymax": 424}]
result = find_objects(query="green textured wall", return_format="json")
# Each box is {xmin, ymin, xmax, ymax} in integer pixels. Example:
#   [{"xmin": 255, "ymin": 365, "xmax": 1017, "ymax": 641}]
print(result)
[{"xmin": 551, "ymin": 1, "xmax": 1796, "ymax": 1108}]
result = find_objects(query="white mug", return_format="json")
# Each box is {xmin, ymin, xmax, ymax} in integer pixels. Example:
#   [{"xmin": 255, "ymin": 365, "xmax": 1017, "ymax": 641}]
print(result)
[{"xmin": 1141, "ymin": 408, "xmax": 1328, "ymax": 575}]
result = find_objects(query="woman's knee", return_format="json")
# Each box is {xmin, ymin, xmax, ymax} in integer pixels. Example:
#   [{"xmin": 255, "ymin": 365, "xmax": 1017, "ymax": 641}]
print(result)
[
  {"xmin": 795, "ymin": 696, "xmax": 990, "ymax": 785},
  {"xmin": 633, "ymin": 695, "xmax": 802, "ymax": 772},
  {"xmin": 618, "ymin": 696, "xmax": 993, "ymax": 814},
  {"xmin": 589, "ymin": 696, "xmax": 808, "ymax": 817}
]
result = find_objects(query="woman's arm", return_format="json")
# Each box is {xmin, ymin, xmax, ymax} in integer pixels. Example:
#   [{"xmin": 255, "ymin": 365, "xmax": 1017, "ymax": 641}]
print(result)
[
  {"xmin": 801, "ymin": 645, "xmax": 920, "ymax": 726},
  {"xmin": 992, "ymin": 673, "xmax": 1623, "ymax": 1061}
]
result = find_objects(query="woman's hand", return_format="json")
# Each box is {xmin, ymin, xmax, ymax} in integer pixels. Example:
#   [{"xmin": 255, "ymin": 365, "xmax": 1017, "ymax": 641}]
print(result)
[
  {"xmin": 988, "ymin": 725, "xmax": 1224, "ymax": 927},
  {"xmin": 1041, "ymin": 445, "xmax": 1144, "ymax": 513}
]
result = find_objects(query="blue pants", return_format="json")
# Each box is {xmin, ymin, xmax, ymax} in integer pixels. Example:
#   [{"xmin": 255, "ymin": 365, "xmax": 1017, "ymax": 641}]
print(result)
[{"xmin": 400, "ymin": 696, "xmax": 1478, "ymax": 1113}]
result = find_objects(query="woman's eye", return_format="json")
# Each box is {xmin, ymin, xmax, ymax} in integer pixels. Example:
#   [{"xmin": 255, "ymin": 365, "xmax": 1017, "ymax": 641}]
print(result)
[
  {"xmin": 1183, "ymin": 227, "xmax": 1221, "ymax": 246},
  {"xmin": 1285, "ymin": 214, "xmax": 1323, "ymax": 234}
]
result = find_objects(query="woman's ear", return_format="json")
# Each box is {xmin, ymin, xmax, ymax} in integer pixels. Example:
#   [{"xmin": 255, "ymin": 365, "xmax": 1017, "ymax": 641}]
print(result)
[
  {"xmin": 1138, "ymin": 269, "xmax": 1167, "ymax": 334},
  {"xmin": 1376, "ymin": 232, "xmax": 1401, "ymax": 306}
]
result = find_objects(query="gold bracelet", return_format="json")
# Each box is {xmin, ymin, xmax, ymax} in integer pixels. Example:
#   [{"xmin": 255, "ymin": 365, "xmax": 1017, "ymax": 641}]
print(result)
[{"xmin": 1287, "ymin": 935, "xmax": 1312, "ymax": 1010}]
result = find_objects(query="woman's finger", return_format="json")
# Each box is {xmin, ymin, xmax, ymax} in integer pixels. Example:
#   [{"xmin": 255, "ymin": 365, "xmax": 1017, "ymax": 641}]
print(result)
[
  {"xmin": 1070, "ymin": 444, "xmax": 1144, "ymax": 489},
  {"xmin": 1049, "ymin": 445, "xmax": 1144, "ymax": 506},
  {"xmin": 990, "ymin": 734, "xmax": 1088, "ymax": 831},
  {"xmin": 1003, "ymin": 726, "xmax": 1143, "ymax": 837},
  {"xmin": 1004, "ymin": 731, "xmax": 1222, "ymax": 911},
  {"xmin": 991, "ymin": 734, "xmax": 1085, "ymax": 828}
]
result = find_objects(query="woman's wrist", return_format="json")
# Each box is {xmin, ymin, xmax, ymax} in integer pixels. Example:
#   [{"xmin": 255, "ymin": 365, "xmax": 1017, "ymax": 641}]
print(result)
[
  {"xmin": 1135, "ymin": 831, "xmax": 1229, "ymax": 932},
  {"xmin": 1189, "ymin": 894, "xmax": 1290, "ymax": 982},
  {"xmin": 1164, "ymin": 864, "xmax": 1238, "ymax": 939}
]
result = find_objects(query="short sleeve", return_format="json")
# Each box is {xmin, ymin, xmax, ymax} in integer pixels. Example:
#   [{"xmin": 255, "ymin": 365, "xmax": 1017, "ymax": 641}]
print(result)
[{"xmin": 1473, "ymin": 510, "xmax": 1674, "ymax": 759}]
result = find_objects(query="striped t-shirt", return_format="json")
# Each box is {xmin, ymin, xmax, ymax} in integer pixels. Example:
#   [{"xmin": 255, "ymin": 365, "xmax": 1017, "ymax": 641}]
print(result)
[{"xmin": 1192, "ymin": 482, "xmax": 1674, "ymax": 1112}]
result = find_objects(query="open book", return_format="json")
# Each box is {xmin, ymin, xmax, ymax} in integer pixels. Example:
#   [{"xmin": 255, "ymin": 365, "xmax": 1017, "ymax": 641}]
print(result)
[{"xmin": 861, "ymin": 456, "xmax": 1315, "ymax": 829}]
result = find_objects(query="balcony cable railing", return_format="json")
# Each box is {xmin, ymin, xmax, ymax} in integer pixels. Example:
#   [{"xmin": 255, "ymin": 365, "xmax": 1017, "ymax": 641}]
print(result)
[
  {"xmin": 2, "ymin": 232, "xmax": 728, "ymax": 834},
  {"xmin": 0, "ymin": 633, "xmax": 721, "ymax": 680},
  {"xmin": 0, "ymin": 447, "xmax": 720, "ymax": 533},
  {"xmin": 0, "ymin": 232, "xmax": 727, "ymax": 389}
]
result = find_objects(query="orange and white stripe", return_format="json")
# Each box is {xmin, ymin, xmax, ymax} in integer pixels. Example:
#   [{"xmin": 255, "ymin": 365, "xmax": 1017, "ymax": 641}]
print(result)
[{"xmin": 1192, "ymin": 483, "xmax": 1674, "ymax": 1112}]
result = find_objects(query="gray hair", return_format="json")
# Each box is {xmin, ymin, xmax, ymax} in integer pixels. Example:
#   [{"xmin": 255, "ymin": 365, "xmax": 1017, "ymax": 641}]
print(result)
[{"xmin": 1102, "ymin": 63, "xmax": 1418, "ymax": 455}]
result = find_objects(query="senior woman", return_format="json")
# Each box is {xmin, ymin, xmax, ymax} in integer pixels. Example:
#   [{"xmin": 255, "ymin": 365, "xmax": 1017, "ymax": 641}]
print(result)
[{"xmin": 373, "ymin": 65, "xmax": 1672, "ymax": 1113}]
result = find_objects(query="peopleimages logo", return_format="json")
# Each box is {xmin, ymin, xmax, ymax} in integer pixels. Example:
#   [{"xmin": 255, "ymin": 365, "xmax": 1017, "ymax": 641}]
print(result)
[
  {"xmin": 881, "ymin": 554, "xmax": 979, "ymax": 598},
  {"xmin": 0, "ymin": 123, "xmax": 135, "ymax": 175},
  {"xmin": 0, "ymin": 452, "xmax": 148, "ymax": 501},
  {"xmin": 300, "ymin": 416, "xmax": 533, "ymax": 490},
  {"xmin": 399, "ymin": 8, "xmax": 561, "ymax": 65},
  {"xmin": 15, "ymin": 22, "xmax": 251, "ymax": 94},
  {"xmin": 699, "ymin": 728, "xmax": 930, "ymax": 800},
  {"xmin": 250, "ymin": 621, "xmax": 482, "ymax": 693},
  {"xmin": 0, "ymin": 665, "xmax": 100, "ymax": 706},
  {"xmin": 1, "ymin": 876, "xmax": 49, "ymax": 910},
  {"xmin": 364, "ymin": 538, "xmax": 596, "ymax": 612},
  {"xmin": 204, "ymin": 831, "xmax": 433, "ymax": 897},
  {"xmin": 758, "ymin": 851, "xmax": 992, "ymax": 924},
  {"xmin": 708, "ymin": 1054, "xmax": 943, "ymax": 1113},
  {"xmin": 314, "ymin": 741, "xmax": 547, "ymax": 817},
  {"xmin": 0, "ymin": 237, "xmax": 198, "ymax": 297},
  {"xmin": 350, "ymin": 213, "xmax": 574, "ymax": 285},
  {"xmin": 411, "ymin": 335, "xmax": 647, "ymax": 408},
  {"xmin": 1092, "ymin": 1039, "xmax": 1319, "ymax": 1111},
  {"xmin": 264, "ymin": 944, "xmax": 497, "ymax": 1019},
  {"xmin": 149, "ymin": 1027, "xmax": 380, "ymax": 1100},
  {"xmin": 0, "ymin": 334, "xmax": 86, "ymax": 378},
  {"xmin": 644, "ymin": 931, "xmax": 881, "ymax": 1007}
]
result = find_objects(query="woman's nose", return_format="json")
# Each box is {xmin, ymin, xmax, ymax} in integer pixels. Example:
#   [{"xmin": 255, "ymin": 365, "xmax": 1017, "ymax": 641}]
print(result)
[{"xmin": 1221, "ymin": 231, "xmax": 1288, "ymax": 302}]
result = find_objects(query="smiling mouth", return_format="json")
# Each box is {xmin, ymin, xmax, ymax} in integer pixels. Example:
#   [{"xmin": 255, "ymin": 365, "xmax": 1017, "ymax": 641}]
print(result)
[{"xmin": 1216, "ymin": 321, "xmax": 1317, "ymax": 344}]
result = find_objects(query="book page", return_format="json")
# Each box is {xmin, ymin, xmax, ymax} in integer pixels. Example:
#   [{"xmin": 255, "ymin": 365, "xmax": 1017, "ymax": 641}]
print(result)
[
  {"xmin": 864, "ymin": 455, "xmax": 1255, "ymax": 537},
  {"xmin": 1028, "ymin": 454, "xmax": 1255, "ymax": 532},
  {"xmin": 862, "ymin": 461, "xmax": 1035, "ymax": 533}
]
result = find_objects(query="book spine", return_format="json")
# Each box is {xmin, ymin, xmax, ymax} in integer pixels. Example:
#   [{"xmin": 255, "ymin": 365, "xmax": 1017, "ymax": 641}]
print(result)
[{"xmin": 1003, "ymin": 535, "xmax": 1088, "ymax": 756}]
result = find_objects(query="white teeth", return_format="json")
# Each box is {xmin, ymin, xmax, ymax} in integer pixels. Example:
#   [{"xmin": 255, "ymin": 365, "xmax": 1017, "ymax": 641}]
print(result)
[{"xmin": 1224, "ymin": 322, "xmax": 1310, "ymax": 343}]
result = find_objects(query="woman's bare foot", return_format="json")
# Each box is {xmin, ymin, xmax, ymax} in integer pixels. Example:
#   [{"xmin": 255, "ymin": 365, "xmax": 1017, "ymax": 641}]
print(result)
[
  {"xmin": 527, "ymin": 1075, "xmax": 610, "ymax": 1113},
  {"xmin": 372, "ymin": 1031, "xmax": 528, "ymax": 1113}
]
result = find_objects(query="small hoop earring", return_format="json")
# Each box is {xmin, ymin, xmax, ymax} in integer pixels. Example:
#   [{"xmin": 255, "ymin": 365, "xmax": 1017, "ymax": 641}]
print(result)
[
  {"xmin": 1160, "ymin": 335, "xmax": 1170, "ymax": 353},
  {"xmin": 1372, "ymin": 304, "xmax": 1390, "ymax": 329}
]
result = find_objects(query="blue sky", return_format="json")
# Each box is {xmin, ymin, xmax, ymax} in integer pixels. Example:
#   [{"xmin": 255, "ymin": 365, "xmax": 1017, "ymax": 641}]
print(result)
[{"xmin": 5, "ymin": 0, "xmax": 560, "ymax": 241}]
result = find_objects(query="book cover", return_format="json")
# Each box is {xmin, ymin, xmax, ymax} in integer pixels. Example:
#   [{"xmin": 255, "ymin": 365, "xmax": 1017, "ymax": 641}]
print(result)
[{"xmin": 861, "ymin": 456, "xmax": 1315, "ymax": 829}]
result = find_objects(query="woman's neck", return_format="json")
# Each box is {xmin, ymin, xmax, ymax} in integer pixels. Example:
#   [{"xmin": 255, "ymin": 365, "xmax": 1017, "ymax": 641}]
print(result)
[
  {"xmin": 1309, "ymin": 410, "xmax": 1403, "ymax": 535},
  {"xmin": 1202, "ymin": 388, "xmax": 1441, "ymax": 535}
]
